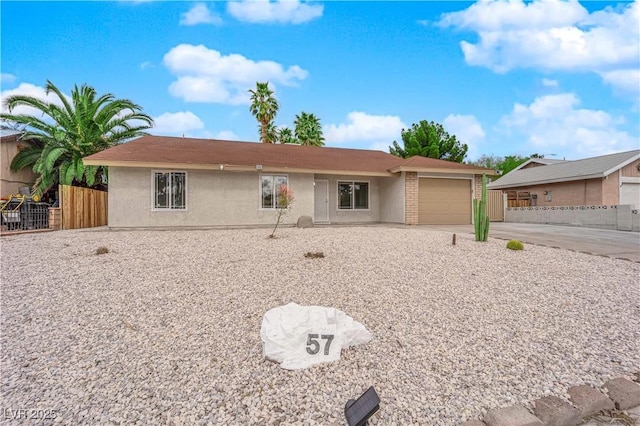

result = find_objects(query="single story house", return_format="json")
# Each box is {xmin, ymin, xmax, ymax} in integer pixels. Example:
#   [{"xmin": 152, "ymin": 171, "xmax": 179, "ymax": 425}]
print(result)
[
  {"xmin": 0, "ymin": 129, "xmax": 38, "ymax": 198},
  {"xmin": 487, "ymin": 150, "xmax": 640, "ymax": 209},
  {"xmin": 509, "ymin": 157, "xmax": 567, "ymax": 171},
  {"xmin": 83, "ymin": 135, "xmax": 496, "ymax": 228}
]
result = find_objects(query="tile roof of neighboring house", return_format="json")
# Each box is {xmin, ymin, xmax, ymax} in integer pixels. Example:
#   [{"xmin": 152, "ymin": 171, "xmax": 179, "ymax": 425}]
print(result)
[
  {"xmin": 83, "ymin": 135, "xmax": 495, "ymax": 176},
  {"xmin": 488, "ymin": 149, "xmax": 640, "ymax": 189},
  {"xmin": 0, "ymin": 129, "xmax": 22, "ymax": 140}
]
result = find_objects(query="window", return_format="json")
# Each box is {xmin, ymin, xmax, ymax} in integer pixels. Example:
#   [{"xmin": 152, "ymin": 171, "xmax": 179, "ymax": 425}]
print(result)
[
  {"xmin": 338, "ymin": 181, "xmax": 369, "ymax": 210},
  {"xmin": 261, "ymin": 175, "xmax": 288, "ymax": 209},
  {"xmin": 153, "ymin": 172, "xmax": 186, "ymax": 210}
]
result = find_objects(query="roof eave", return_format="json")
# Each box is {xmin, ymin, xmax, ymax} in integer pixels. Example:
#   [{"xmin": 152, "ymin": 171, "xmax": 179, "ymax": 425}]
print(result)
[
  {"xmin": 83, "ymin": 159, "xmax": 396, "ymax": 176},
  {"xmin": 388, "ymin": 165, "xmax": 497, "ymax": 175},
  {"xmin": 487, "ymin": 173, "xmax": 605, "ymax": 189},
  {"xmin": 602, "ymin": 153, "xmax": 640, "ymax": 177}
]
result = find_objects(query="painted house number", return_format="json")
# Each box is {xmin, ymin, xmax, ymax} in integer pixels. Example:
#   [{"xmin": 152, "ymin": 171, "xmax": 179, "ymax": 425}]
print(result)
[{"xmin": 306, "ymin": 334, "xmax": 335, "ymax": 355}]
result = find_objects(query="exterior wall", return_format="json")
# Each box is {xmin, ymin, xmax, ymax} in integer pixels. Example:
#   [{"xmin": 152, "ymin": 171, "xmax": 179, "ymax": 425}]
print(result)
[
  {"xmin": 621, "ymin": 159, "xmax": 640, "ymax": 178},
  {"xmin": 473, "ymin": 174, "xmax": 483, "ymax": 200},
  {"xmin": 506, "ymin": 204, "xmax": 639, "ymax": 232},
  {"xmin": 404, "ymin": 172, "xmax": 418, "ymax": 225},
  {"xmin": 602, "ymin": 171, "xmax": 619, "ymax": 206},
  {"xmin": 108, "ymin": 167, "xmax": 314, "ymax": 228},
  {"xmin": 1, "ymin": 137, "xmax": 37, "ymax": 198},
  {"xmin": 379, "ymin": 173, "xmax": 405, "ymax": 224},
  {"xmin": 313, "ymin": 174, "xmax": 382, "ymax": 223},
  {"xmin": 499, "ymin": 179, "xmax": 606, "ymax": 207},
  {"xmin": 520, "ymin": 162, "xmax": 546, "ymax": 170}
]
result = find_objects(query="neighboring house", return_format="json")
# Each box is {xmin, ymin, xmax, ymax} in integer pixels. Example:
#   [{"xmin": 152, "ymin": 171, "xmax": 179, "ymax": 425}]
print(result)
[
  {"xmin": 510, "ymin": 158, "xmax": 568, "ymax": 171},
  {"xmin": 83, "ymin": 135, "xmax": 495, "ymax": 228},
  {"xmin": 488, "ymin": 150, "xmax": 640, "ymax": 209},
  {"xmin": 0, "ymin": 129, "xmax": 37, "ymax": 198}
]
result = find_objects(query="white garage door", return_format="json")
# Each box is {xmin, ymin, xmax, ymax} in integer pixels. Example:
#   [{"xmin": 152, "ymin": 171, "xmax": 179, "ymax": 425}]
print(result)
[
  {"xmin": 620, "ymin": 183, "xmax": 640, "ymax": 209},
  {"xmin": 418, "ymin": 178, "xmax": 471, "ymax": 225}
]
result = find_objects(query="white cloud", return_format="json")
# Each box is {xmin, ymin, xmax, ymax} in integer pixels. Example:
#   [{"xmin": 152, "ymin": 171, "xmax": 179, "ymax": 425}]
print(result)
[
  {"xmin": 150, "ymin": 111, "xmax": 205, "ymax": 135},
  {"xmin": 323, "ymin": 112, "xmax": 406, "ymax": 147},
  {"xmin": 499, "ymin": 93, "xmax": 638, "ymax": 158},
  {"xmin": 443, "ymin": 114, "xmax": 485, "ymax": 160},
  {"xmin": 180, "ymin": 3, "xmax": 222, "ymax": 26},
  {"xmin": 599, "ymin": 69, "xmax": 640, "ymax": 96},
  {"xmin": 140, "ymin": 61, "xmax": 153, "ymax": 70},
  {"xmin": 542, "ymin": 78, "xmax": 558, "ymax": 88},
  {"xmin": 1, "ymin": 82, "xmax": 70, "ymax": 118},
  {"xmin": 214, "ymin": 130, "xmax": 239, "ymax": 140},
  {"xmin": 163, "ymin": 44, "xmax": 308, "ymax": 105},
  {"xmin": 1, "ymin": 73, "xmax": 16, "ymax": 84},
  {"xmin": 227, "ymin": 0, "xmax": 323, "ymax": 24},
  {"xmin": 438, "ymin": 0, "xmax": 639, "ymax": 94}
]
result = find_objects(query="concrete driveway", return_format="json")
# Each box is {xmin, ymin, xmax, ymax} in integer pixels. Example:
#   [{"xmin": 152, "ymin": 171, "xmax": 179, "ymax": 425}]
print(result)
[{"xmin": 423, "ymin": 222, "xmax": 640, "ymax": 263}]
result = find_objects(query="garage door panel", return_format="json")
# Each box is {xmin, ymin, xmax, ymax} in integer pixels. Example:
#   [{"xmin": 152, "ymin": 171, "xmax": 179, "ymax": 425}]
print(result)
[
  {"xmin": 418, "ymin": 178, "xmax": 471, "ymax": 225},
  {"xmin": 620, "ymin": 183, "xmax": 640, "ymax": 209}
]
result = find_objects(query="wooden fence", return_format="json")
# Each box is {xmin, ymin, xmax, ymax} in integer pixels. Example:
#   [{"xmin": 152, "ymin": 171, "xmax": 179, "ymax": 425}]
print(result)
[
  {"xmin": 60, "ymin": 185, "xmax": 108, "ymax": 230},
  {"xmin": 487, "ymin": 190, "xmax": 505, "ymax": 222}
]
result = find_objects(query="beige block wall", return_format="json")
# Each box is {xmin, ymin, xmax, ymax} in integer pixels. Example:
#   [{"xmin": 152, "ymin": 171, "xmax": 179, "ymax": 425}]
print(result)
[
  {"xmin": 1, "ymin": 138, "xmax": 37, "ymax": 197},
  {"xmin": 108, "ymin": 167, "xmax": 314, "ymax": 228},
  {"xmin": 404, "ymin": 172, "xmax": 418, "ymax": 225},
  {"xmin": 313, "ymin": 174, "xmax": 382, "ymax": 223}
]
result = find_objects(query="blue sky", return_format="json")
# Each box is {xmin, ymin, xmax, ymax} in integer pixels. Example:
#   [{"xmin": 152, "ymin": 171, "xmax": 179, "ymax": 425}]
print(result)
[{"xmin": 1, "ymin": 0, "xmax": 639, "ymax": 162}]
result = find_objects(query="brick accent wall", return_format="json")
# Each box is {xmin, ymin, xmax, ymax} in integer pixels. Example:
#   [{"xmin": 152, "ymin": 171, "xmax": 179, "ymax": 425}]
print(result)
[
  {"xmin": 474, "ymin": 175, "xmax": 483, "ymax": 200},
  {"xmin": 405, "ymin": 172, "xmax": 418, "ymax": 225}
]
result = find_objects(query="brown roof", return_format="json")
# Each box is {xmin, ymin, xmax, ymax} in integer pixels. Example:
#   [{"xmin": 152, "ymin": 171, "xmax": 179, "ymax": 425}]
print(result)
[{"xmin": 83, "ymin": 135, "xmax": 495, "ymax": 176}]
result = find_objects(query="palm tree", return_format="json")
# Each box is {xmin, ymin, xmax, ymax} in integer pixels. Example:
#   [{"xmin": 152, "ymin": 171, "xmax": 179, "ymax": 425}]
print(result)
[
  {"xmin": 1, "ymin": 80, "xmax": 153, "ymax": 196},
  {"xmin": 294, "ymin": 112, "xmax": 325, "ymax": 146},
  {"xmin": 248, "ymin": 82, "xmax": 279, "ymax": 143},
  {"xmin": 277, "ymin": 126, "xmax": 295, "ymax": 144}
]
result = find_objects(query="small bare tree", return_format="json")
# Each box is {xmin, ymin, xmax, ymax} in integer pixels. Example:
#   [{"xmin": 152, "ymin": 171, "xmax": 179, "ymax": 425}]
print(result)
[{"xmin": 269, "ymin": 184, "xmax": 295, "ymax": 238}]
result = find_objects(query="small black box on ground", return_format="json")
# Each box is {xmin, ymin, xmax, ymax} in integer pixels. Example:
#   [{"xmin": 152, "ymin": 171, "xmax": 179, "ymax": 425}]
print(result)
[{"xmin": 344, "ymin": 386, "xmax": 380, "ymax": 426}]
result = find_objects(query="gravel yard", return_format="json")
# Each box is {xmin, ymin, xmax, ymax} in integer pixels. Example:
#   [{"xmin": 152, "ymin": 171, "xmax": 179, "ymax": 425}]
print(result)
[{"xmin": 1, "ymin": 226, "xmax": 639, "ymax": 425}]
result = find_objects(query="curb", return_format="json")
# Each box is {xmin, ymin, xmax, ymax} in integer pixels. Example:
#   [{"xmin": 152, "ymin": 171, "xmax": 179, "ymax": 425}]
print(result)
[{"xmin": 459, "ymin": 374, "xmax": 640, "ymax": 426}]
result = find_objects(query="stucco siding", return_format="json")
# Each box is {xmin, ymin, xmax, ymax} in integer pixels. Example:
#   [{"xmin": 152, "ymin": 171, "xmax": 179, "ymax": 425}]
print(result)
[
  {"xmin": 379, "ymin": 173, "xmax": 405, "ymax": 223},
  {"xmin": 314, "ymin": 174, "xmax": 381, "ymax": 223},
  {"xmin": 108, "ymin": 167, "xmax": 314, "ymax": 228}
]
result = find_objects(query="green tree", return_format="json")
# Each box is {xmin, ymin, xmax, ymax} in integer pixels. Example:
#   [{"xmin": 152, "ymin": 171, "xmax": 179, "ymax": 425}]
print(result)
[
  {"xmin": 294, "ymin": 112, "xmax": 325, "ymax": 146},
  {"xmin": 248, "ymin": 82, "xmax": 279, "ymax": 143},
  {"xmin": 1, "ymin": 80, "xmax": 153, "ymax": 196},
  {"xmin": 389, "ymin": 120, "xmax": 468, "ymax": 163},
  {"xmin": 277, "ymin": 126, "xmax": 295, "ymax": 144}
]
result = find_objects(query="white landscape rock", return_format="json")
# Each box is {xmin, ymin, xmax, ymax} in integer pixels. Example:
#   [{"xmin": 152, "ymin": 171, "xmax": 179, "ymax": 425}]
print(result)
[{"xmin": 260, "ymin": 302, "xmax": 373, "ymax": 369}]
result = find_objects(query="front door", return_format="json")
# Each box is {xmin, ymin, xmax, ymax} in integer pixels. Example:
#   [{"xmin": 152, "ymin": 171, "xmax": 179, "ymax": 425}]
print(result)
[{"xmin": 314, "ymin": 180, "xmax": 329, "ymax": 223}]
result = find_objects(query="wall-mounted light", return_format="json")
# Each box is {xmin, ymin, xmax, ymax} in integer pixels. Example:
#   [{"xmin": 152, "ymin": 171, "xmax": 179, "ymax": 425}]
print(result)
[
  {"xmin": 219, "ymin": 164, "xmax": 224, "ymax": 170},
  {"xmin": 256, "ymin": 165, "xmax": 263, "ymax": 171}
]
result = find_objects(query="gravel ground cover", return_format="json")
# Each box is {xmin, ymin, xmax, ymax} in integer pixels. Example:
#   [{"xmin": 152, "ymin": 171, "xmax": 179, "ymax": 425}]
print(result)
[{"xmin": 1, "ymin": 226, "xmax": 639, "ymax": 425}]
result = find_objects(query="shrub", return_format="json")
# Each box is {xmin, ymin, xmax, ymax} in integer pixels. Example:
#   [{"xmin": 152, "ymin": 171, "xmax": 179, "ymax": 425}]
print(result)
[
  {"xmin": 304, "ymin": 251, "xmax": 325, "ymax": 259},
  {"xmin": 506, "ymin": 240, "xmax": 524, "ymax": 251},
  {"xmin": 96, "ymin": 246, "xmax": 109, "ymax": 255}
]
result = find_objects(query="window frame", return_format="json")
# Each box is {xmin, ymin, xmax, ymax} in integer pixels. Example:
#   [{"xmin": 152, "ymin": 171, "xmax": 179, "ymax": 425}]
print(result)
[
  {"xmin": 337, "ymin": 180, "xmax": 370, "ymax": 211},
  {"xmin": 259, "ymin": 174, "xmax": 289, "ymax": 210},
  {"xmin": 151, "ymin": 170, "xmax": 188, "ymax": 211}
]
